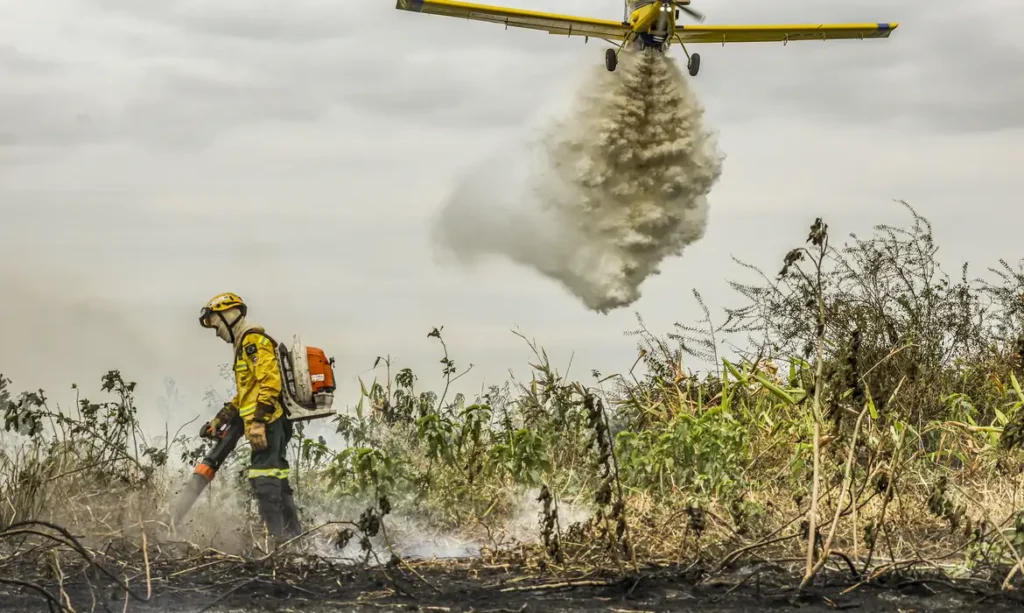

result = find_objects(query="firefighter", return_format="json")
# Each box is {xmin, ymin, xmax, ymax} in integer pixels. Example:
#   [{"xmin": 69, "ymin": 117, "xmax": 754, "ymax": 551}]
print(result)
[{"xmin": 198, "ymin": 292, "xmax": 302, "ymax": 544}]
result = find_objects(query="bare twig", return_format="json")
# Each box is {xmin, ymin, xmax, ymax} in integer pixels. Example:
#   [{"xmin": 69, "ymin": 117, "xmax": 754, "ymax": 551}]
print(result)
[{"xmin": 798, "ymin": 400, "xmax": 871, "ymax": 591}]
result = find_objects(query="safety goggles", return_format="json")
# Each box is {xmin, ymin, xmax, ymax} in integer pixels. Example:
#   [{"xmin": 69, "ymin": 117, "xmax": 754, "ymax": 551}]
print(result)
[{"xmin": 199, "ymin": 307, "xmax": 216, "ymax": 328}]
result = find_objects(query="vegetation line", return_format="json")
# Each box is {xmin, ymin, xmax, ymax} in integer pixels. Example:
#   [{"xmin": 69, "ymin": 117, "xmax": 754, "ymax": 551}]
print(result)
[{"xmin": 3, "ymin": 202, "xmax": 1024, "ymax": 610}]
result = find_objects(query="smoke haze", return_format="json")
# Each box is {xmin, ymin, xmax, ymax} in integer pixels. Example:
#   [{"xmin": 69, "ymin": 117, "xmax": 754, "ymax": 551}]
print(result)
[{"xmin": 431, "ymin": 49, "xmax": 725, "ymax": 313}]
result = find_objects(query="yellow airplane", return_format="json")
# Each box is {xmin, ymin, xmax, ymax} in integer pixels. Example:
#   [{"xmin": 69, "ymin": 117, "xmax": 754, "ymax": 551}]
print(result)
[{"xmin": 394, "ymin": 0, "xmax": 898, "ymax": 77}]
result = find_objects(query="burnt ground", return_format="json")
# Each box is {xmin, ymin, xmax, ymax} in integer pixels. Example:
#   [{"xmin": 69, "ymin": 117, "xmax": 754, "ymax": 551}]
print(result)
[{"xmin": 3, "ymin": 557, "xmax": 1024, "ymax": 613}]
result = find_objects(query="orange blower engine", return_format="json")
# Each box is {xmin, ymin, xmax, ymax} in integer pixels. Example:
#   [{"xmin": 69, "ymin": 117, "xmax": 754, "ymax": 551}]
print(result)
[{"xmin": 275, "ymin": 335, "xmax": 338, "ymax": 422}]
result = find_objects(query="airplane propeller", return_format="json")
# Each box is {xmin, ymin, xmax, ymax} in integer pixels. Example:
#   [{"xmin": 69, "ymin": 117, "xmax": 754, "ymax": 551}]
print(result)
[{"xmin": 666, "ymin": 1, "xmax": 706, "ymax": 23}]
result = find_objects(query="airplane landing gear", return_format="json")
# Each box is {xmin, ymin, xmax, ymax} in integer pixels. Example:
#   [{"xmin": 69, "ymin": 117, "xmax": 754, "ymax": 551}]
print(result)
[
  {"xmin": 678, "ymin": 41, "xmax": 701, "ymax": 77},
  {"xmin": 688, "ymin": 52, "xmax": 700, "ymax": 76},
  {"xmin": 605, "ymin": 48, "xmax": 617, "ymax": 72}
]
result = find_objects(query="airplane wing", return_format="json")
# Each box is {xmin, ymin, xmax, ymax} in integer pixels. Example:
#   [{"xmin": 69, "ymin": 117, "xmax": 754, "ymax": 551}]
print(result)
[
  {"xmin": 395, "ymin": 0, "xmax": 631, "ymax": 41},
  {"xmin": 675, "ymin": 23, "xmax": 898, "ymax": 44}
]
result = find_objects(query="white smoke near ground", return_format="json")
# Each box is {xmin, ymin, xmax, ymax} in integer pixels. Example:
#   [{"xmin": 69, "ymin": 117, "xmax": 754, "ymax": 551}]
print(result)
[
  {"xmin": 299, "ymin": 486, "xmax": 592, "ymax": 563},
  {"xmin": 166, "ymin": 475, "xmax": 254, "ymax": 553},
  {"xmin": 431, "ymin": 48, "xmax": 725, "ymax": 313}
]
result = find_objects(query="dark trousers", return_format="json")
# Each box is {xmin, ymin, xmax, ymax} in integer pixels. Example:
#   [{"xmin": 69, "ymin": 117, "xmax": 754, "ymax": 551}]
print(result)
[{"xmin": 248, "ymin": 417, "xmax": 302, "ymax": 543}]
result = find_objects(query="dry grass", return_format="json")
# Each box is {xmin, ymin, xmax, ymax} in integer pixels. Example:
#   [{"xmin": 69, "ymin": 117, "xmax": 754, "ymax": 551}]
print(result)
[{"xmin": 3, "ymin": 205, "xmax": 1024, "ymax": 610}]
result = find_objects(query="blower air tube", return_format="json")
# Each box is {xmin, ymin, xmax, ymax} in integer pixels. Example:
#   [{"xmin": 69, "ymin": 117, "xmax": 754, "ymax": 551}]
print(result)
[
  {"xmin": 170, "ymin": 470, "xmax": 213, "ymax": 525},
  {"xmin": 169, "ymin": 417, "xmax": 245, "ymax": 526}
]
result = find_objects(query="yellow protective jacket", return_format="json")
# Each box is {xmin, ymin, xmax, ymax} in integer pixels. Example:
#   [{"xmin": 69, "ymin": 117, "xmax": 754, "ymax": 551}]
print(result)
[{"xmin": 226, "ymin": 325, "xmax": 285, "ymax": 425}]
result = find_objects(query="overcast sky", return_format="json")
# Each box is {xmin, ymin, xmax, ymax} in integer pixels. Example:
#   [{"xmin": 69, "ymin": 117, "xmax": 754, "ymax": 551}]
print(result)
[{"xmin": 2, "ymin": 0, "xmax": 1022, "ymax": 439}]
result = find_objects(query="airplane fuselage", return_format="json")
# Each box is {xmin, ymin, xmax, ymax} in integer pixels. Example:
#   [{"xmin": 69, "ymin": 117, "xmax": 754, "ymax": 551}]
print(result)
[
  {"xmin": 612, "ymin": 0, "xmax": 702, "ymax": 75},
  {"xmin": 625, "ymin": 0, "xmax": 678, "ymax": 50}
]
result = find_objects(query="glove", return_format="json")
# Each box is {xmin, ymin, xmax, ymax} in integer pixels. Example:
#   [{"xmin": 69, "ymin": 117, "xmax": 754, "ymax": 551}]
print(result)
[
  {"xmin": 201, "ymin": 403, "xmax": 238, "ymax": 439},
  {"xmin": 246, "ymin": 421, "xmax": 268, "ymax": 451}
]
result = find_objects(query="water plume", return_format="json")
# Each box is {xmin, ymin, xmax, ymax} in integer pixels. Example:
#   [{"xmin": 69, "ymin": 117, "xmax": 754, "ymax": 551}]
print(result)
[{"xmin": 431, "ymin": 48, "xmax": 725, "ymax": 312}]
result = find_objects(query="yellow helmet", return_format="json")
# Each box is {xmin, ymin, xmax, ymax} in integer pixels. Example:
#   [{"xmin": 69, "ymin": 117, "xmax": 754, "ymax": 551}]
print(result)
[{"xmin": 199, "ymin": 292, "xmax": 247, "ymax": 329}]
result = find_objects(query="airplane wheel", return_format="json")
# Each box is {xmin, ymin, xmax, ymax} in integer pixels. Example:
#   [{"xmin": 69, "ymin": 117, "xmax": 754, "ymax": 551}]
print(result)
[
  {"xmin": 605, "ymin": 48, "xmax": 617, "ymax": 72},
  {"xmin": 688, "ymin": 52, "xmax": 700, "ymax": 76}
]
